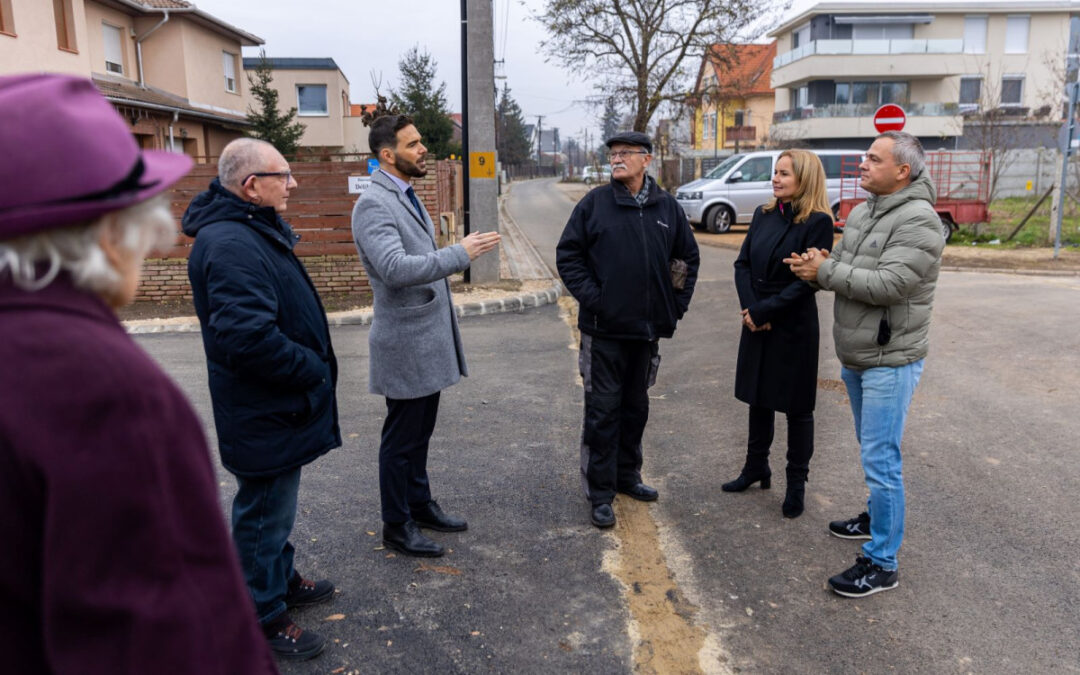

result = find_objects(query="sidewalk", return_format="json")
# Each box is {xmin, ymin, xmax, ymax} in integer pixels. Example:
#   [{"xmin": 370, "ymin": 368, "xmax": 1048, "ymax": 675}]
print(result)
[{"xmin": 124, "ymin": 194, "xmax": 563, "ymax": 335}]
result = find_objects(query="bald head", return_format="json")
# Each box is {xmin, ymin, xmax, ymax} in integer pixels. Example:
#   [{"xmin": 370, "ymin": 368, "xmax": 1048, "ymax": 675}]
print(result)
[{"xmin": 219, "ymin": 138, "xmax": 279, "ymax": 193}]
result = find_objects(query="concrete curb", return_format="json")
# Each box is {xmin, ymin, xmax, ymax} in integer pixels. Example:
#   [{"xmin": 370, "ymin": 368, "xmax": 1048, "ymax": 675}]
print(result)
[
  {"xmin": 939, "ymin": 265, "xmax": 1080, "ymax": 277},
  {"xmin": 125, "ymin": 282, "xmax": 565, "ymax": 335}
]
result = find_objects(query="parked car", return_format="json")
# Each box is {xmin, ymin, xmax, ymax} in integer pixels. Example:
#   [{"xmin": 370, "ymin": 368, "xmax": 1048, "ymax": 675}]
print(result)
[
  {"xmin": 582, "ymin": 165, "xmax": 612, "ymax": 184},
  {"xmin": 675, "ymin": 149, "xmax": 865, "ymax": 233}
]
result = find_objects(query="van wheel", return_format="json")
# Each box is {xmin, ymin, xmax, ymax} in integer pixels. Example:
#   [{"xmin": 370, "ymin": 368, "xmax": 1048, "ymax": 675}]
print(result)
[
  {"xmin": 939, "ymin": 214, "xmax": 955, "ymax": 242},
  {"xmin": 705, "ymin": 205, "xmax": 734, "ymax": 234}
]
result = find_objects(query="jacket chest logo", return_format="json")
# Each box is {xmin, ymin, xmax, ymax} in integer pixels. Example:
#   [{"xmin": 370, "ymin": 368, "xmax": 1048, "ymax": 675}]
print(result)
[
  {"xmin": 868, "ymin": 239, "xmax": 879, "ymax": 249},
  {"xmin": 656, "ymin": 219, "xmax": 669, "ymax": 229}
]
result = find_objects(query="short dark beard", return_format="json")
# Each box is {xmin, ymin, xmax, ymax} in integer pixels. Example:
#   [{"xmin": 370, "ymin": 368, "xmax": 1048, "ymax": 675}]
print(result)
[{"xmin": 393, "ymin": 156, "xmax": 427, "ymax": 178}]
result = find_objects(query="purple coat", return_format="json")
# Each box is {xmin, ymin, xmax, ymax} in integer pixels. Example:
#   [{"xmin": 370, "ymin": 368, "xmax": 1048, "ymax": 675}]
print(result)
[{"xmin": 0, "ymin": 276, "xmax": 278, "ymax": 674}]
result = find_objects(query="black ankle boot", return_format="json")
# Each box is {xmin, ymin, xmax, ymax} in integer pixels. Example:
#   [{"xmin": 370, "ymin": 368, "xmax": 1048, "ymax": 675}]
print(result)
[
  {"xmin": 782, "ymin": 481, "xmax": 805, "ymax": 518},
  {"xmin": 721, "ymin": 467, "xmax": 771, "ymax": 492}
]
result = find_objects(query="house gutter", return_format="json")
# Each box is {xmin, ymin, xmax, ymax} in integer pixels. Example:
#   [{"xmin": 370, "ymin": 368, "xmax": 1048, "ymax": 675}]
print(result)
[{"xmin": 103, "ymin": 96, "xmax": 250, "ymax": 127}]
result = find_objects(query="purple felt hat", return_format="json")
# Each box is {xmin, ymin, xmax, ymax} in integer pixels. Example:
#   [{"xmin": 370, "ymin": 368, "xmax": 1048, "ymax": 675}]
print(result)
[{"xmin": 0, "ymin": 73, "xmax": 194, "ymax": 240}]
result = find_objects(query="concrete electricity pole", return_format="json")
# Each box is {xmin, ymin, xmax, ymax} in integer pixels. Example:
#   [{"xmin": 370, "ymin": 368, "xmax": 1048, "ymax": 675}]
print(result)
[{"xmin": 460, "ymin": 0, "xmax": 499, "ymax": 282}]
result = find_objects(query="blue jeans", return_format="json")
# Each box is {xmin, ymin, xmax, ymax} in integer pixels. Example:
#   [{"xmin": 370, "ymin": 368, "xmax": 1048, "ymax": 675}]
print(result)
[
  {"xmin": 232, "ymin": 467, "xmax": 301, "ymax": 625},
  {"xmin": 840, "ymin": 360, "xmax": 924, "ymax": 571}
]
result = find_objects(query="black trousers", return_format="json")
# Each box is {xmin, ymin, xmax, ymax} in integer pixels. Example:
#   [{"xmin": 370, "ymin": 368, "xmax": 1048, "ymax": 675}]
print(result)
[
  {"xmin": 380, "ymin": 391, "xmax": 440, "ymax": 523},
  {"xmin": 744, "ymin": 404, "xmax": 814, "ymax": 482},
  {"xmin": 579, "ymin": 334, "xmax": 659, "ymax": 506}
]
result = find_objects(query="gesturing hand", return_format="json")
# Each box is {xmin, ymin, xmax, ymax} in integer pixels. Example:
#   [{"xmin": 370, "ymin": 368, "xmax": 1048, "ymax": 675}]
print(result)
[{"xmin": 461, "ymin": 231, "xmax": 501, "ymax": 260}]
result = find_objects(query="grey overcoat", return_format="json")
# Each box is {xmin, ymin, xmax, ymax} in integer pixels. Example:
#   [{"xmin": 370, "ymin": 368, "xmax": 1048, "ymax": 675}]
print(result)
[{"xmin": 351, "ymin": 170, "xmax": 472, "ymax": 399}]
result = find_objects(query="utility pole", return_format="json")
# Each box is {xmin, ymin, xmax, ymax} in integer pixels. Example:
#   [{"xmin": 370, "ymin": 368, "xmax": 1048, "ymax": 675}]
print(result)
[
  {"xmin": 1052, "ymin": 66, "xmax": 1080, "ymax": 258},
  {"xmin": 536, "ymin": 115, "xmax": 544, "ymax": 169},
  {"xmin": 460, "ymin": 0, "xmax": 499, "ymax": 282}
]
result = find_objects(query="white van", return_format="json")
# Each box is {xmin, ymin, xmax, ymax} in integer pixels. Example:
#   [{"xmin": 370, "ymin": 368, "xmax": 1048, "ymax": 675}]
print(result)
[{"xmin": 675, "ymin": 149, "xmax": 864, "ymax": 233}]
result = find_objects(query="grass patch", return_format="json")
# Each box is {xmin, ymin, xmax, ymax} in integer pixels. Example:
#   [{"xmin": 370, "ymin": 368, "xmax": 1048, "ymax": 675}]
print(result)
[{"xmin": 950, "ymin": 195, "xmax": 1080, "ymax": 249}]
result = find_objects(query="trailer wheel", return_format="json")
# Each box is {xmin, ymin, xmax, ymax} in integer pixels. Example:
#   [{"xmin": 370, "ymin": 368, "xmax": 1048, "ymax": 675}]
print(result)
[{"xmin": 939, "ymin": 214, "xmax": 955, "ymax": 243}]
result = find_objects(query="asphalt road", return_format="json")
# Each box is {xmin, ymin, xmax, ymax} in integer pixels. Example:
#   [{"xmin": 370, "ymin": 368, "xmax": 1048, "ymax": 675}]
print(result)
[{"xmin": 136, "ymin": 178, "xmax": 1080, "ymax": 673}]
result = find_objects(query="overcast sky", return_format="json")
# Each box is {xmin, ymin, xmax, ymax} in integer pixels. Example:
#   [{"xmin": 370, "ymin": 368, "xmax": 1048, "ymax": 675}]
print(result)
[{"xmin": 191, "ymin": 0, "xmax": 825, "ymax": 146}]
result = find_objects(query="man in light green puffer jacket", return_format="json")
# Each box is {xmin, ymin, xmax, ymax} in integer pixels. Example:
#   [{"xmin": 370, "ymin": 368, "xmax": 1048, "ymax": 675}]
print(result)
[{"xmin": 785, "ymin": 131, "xmax": 944, "ymax": 598}]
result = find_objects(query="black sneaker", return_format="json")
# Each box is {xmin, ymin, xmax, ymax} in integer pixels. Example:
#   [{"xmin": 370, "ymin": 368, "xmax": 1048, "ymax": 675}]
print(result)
[
  {"xmin": 284, "ymin": 573, "xmax": 335, "ymax": 608},
  {"xmin": 265, "ymin": 615, "xmax": 326, "ymax": 661},
  {"xmin": 828, "ymin": 512, "xmax": 871, "ymax": 539},
  {"xmin": 828, "ymin": 556, "xmax": 898, "ymax": 598}
]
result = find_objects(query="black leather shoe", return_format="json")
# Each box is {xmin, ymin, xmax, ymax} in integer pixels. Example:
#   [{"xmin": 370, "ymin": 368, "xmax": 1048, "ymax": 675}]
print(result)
[
  {"xmin": 412, "ymin": 500, "xmax": 468, "ymax": 532},
  {"xmin": 382, "ymin": 521, "xmax": 445, "ymax": 557},
  {"xmin": 721, "ymin": 469, "xmax": 772, "ymax": 492},
  {"xmin": 284, "ymin": 573, "xmax": 335, "ymax": 608},
  {"xmin": 782, "ymin": 481, "xmax": 806, "ymax": 518},
  {"xmin": 591, "ymin": 503, "xmax": 615, "ymax": 528},
  {"xmin": 618, "ymin": 482, "xmax": 659, "ymax": 502}
]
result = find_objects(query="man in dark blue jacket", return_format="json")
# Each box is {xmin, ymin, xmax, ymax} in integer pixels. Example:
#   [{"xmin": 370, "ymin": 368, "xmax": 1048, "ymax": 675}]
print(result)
[
  {"xmin": 184, "ymin": 138, "xmax": 341, "ymax": 661},
  {"xmin": 556, "ymin": 131, "xmax": 699, "ymax": 529}
]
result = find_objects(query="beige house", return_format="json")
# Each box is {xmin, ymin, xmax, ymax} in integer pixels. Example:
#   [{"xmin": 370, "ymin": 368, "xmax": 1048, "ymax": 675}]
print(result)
[
  {"xmin": 768, "ymin": 1, "xmax": 1080, "ymax": 148},
  {"xmin": 0, "ymin": 0, "xmax": 262, "ymax": 159},
  {"xmin": 243, "ymin": 57, "xmax": 369, "ymax": 156}
]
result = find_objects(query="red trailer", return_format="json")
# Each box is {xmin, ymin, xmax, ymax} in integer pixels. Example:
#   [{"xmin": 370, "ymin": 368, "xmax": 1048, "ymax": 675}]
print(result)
[{"xmin": 836, "ymin": 151, "xmax": 991, "ymax": 242}]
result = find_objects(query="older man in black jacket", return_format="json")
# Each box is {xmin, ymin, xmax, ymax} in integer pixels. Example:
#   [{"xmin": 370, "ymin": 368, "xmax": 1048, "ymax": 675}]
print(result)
[
  {"xmin": 556, "ymin": 131, "xmax": 700, "ymax": 529},
  {"xmin": 184, "ymin": 138, "xmax": 341, "ymax": 661}
]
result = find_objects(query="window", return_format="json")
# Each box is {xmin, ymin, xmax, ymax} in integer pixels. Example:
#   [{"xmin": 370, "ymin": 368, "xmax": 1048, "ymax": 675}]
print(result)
[
  {"xmin": 1005, "ymin": 15, "xmax": 1029, "ymax": 54},
  {"xmin": 853, "ymin": 23, "xmax": 913, "ymax": 40},
  {"xmin": 1000, "ymin": 75, "xmax": 1024, "ymax": 106},
  {"xmin": 851, "ymin": 81, "xmax": 880, "ymax": 105},
  {"xmin": 963, "ymin": 16, "xmax": 987, "ymax": 54},
  {"xmin": 959, "ymin": 76, "xmax": 982, "ymax": 107},
  {"xmin": 53, "ymin": 0, "xmax": 76, "ymax": 51},
  {"xmin": 733, "ymin": 156, "xmax": 773, "ymax": 183},
  {"xmin": 222, "ymin": 51, "xmax": 237, "ymax": 93},
  {"xmin": 0, "ymin": 0, "xmax": 15, "ymax": 36},
  {"xmin": 702, "ymin": 112, "xmax": 716, "ymax": 140},
  {"xmin": 103, "ymin": 23, "xmax": 123, "ymax": 75},
  {"xmin": 836, "ymin": 81, "xmax": 909, "ymax": 106},
  {"xmin": 792, "ymin": 23, "xmax": 810, "ymax": 49},
  {"xmin": 796, "ymin": 85, "xmax": 808, "ymax": 108},
  {"xmin": 297, "ymin": 84, "xmax": 328, "ymax": 116},
  {"xmin": 835, "ymin": 82, "xmax": 850, "ymax": 105}
]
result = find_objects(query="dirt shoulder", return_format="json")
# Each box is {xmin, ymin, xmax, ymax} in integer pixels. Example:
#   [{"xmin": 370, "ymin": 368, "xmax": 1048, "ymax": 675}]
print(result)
[{"xmin": 693, "ymin": 228, "xmax": 1080, "ymax": 273}]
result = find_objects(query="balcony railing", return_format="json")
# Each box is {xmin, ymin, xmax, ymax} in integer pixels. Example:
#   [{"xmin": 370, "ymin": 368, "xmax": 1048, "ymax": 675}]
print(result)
[
  {"xmin": 774, "ymin": 39, "xmax": 966, "ymax": 69},
  {"xmin": 773, "ymin": 102, "xmax": 961, "ymax": 124}
]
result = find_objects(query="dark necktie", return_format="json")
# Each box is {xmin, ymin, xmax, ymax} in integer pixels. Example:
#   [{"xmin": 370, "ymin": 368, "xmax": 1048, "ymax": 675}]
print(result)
[{"xmin": 405, "ymin": 186, "xmax": 423, "ymax": 218}]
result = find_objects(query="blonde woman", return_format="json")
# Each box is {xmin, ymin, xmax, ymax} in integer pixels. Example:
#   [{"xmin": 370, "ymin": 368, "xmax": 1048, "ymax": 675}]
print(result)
[{"xmin": 722, "ymin": 150, "xmax": 835, "ymax": 518}]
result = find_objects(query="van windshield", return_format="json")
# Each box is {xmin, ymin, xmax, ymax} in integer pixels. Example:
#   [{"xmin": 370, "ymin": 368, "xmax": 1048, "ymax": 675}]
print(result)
[{"xmin": 704, "ymin": 154, "xmax": 744, "ymax": 179}]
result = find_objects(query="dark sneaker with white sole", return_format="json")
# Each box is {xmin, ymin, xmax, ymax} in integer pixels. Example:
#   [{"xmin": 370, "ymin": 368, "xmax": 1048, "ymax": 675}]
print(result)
[
  {"xmin": 828, "ymin": 512, "xmax": 871, "ymax": 539},
  {"xmin": 285, "ymin": 573, "xmax": 335, "ymax": 608},
  {"xmin": 828, "ymin": 556, "xmax": 898, "ymax": 598}
]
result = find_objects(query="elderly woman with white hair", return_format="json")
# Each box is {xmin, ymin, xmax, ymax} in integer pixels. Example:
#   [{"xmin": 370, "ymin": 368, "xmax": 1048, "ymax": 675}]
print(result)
[{"xmin": 0, "ymin": 74, "xmax": 278, "ymax": 673}]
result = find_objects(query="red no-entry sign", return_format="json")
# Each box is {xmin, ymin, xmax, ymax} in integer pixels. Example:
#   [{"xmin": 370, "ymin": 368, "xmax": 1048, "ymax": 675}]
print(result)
[{"xmin": 873, "ymin": 104, "xmax": 907, "ymax": 133}]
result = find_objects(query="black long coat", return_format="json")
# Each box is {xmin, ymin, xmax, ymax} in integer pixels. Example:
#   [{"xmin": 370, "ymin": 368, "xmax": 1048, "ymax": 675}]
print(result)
[
  {"xmin": 734, "ymin": 204, "xmax": 834, "ymax": 413},
  {"xmin": 184, "ymin": 180, "xmax": 341, "ymax": 478}
]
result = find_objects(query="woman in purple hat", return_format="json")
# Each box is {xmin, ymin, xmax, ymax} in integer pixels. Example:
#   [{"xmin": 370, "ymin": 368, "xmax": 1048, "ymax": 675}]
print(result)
[{"xmin": 0, "ymin": 74, "xmax": 278, "ymax": 673}]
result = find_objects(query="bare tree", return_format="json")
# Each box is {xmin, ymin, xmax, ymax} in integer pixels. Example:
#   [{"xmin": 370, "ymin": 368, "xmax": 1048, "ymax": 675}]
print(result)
[{"xmin": 535, "ymin": 0, "xmax": 786, "ymax": 133}]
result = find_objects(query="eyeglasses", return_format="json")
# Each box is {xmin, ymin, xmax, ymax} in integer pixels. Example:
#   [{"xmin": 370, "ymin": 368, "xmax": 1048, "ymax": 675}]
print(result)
[
  {"xmin": 608, "ymin": 150, "xmax": 648, "ymax": 161},
  {"xmin": 244, "ymin": 171, "xmax": 293, "ymax": 184}
]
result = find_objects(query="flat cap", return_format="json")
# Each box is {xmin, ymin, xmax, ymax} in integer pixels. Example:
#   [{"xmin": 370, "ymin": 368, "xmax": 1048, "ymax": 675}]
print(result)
[{"xmin": 604, "ymin": 131, "xmax": 652, "ymax": 154}]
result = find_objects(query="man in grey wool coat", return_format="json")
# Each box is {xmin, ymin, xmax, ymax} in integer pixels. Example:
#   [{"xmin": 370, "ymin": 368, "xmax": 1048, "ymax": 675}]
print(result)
[{"xmin": 351, "ymin": 114, "xmax": 500, "ymax": 558}]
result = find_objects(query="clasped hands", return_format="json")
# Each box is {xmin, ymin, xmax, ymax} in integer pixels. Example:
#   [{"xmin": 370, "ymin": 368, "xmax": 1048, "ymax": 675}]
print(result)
[{"xmin": 782, "ymin": 246, "xmax": 829, "ymax": 281}]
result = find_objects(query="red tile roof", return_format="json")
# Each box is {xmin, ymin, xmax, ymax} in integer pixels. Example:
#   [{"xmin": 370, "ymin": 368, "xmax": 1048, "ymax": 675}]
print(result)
[
  {"xmin": 702, "ymin": 43, "xmax": 776, "ymax": 98},
  {"xmin": 350, "ymin": 103, "xmax": 377, "ymax": 117}
]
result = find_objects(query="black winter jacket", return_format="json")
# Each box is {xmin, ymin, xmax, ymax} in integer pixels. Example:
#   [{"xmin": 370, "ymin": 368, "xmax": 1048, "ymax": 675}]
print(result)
[
  {"xmin": 183, "ymin": 179, "xmax": 340, "ymax": 478},
  {"xmin": 556, "ymin": 178, "xmax": 699, "ymax": 340}
]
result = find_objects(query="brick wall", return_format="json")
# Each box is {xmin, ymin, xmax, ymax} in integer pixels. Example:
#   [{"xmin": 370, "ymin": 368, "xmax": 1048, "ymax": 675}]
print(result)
[{"xmin": 138, "ymin": 160, "xmax": 463, "ymax": 302}]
